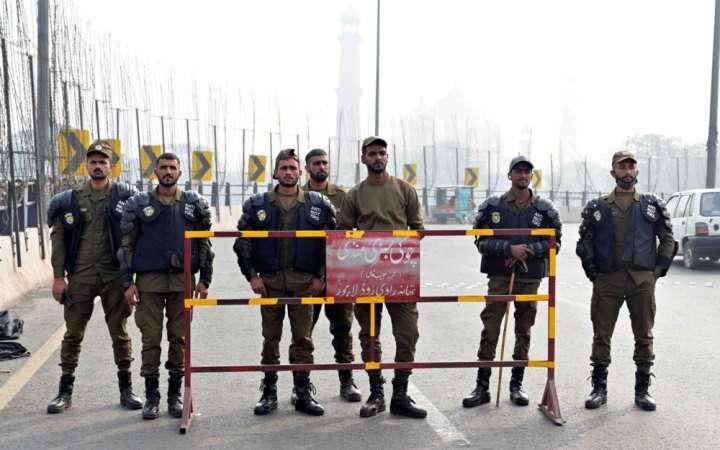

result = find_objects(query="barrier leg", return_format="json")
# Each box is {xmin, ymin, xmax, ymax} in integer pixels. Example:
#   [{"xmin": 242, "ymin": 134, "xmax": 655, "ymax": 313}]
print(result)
[
  {"xmin": 539, "ymin": 370, "xmax": 563, "ymax": 425},
  {"xmin": 538, "ymin": 243, "xmax": 564, "ymax": 425},
  {"xmin": 180, "ymin": 237, "xmax": 194, "ymax": 434},
  {"xmin": 180, "ymin": 306, "xmax": 194, "ymax": 433}
]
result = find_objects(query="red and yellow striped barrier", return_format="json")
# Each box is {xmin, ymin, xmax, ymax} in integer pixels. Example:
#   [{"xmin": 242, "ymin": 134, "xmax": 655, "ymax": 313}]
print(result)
[{"xmin": 178, "ymin": 228, "xmax": 562, "ymax": 433}]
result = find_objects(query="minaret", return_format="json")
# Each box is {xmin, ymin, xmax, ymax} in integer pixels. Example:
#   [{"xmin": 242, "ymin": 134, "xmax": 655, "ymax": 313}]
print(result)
[{"xmin": 335, "ymin": 7, "xmax": 362, "ymax": 185}]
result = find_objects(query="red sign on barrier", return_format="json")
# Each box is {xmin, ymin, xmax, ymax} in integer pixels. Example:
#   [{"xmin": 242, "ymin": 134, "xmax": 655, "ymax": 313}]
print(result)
[{"xmin": 326, "ymin": 232, "xmax": 420, "ymax": 300}]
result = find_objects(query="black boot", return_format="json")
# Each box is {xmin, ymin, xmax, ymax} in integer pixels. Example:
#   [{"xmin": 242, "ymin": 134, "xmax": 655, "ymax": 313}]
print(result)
[
  {"xmin": 47, "ymin": 374, "xmax": 74, "ymax": 414},
  {"xmin": 462, "ymin": 368, "xmax": 491, "ymax": 408},
  {"xmin": 293, "ymin": 373, "xmax": 324, "ymax": 416},
  {"xmin": 509, "ymin": 367, "xmax": 530, "ymax": 406},
  {"xmin": 142, "ymin": 376, "xmax": 161, "ymax": 420},
  {"xmin": 359, "ymin": 372, "xmax": 386, "ymax": 418},
  {"xmin": 118, "ymin": 371, "xmax": 143, "ymax": 410},
  {"xmin": 254, "ymin": 372, "xmax": 278, "ymax": 416},
  {"xmin": 585, "ymin": 365, "xmax": 608, "ymax": 410},
  {"xmin": 390, "ymin": 376, "xmax": 427, "ymax": 419},
  {"xmin": 339, "ymin": 370, "xmax": 362, "ymax": 402},
  {"xmin": 167, "ymin": 375, "xmax": 184, "ymax": 418},
  {"xmin": 634, "ymin": 365, "xmax": 656, "ymax": 411}
]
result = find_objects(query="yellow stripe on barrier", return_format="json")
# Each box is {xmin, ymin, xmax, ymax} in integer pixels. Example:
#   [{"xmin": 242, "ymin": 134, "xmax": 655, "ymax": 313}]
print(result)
[
  {"xmin": 184, "ymin": 298, "xmax": 217, "ymax": 307},
  {"xmin": 370, "ymin": 303, "xmax": 376, "ymax": 338},
  {"xmin": 528, "ymin": 361, "xmax": 555, "ymax": 368},
  {"xmin": 356, "ymin": 296, "xmax": 385, "ymax": 304},
  {"xmin": 242, "ymin": 231, "xmax": 269, "ymax": 238},
  {"xmin": 393, "ymin": 230, "xmax": 418, "ymax": 237},
  {"xmin": 296, "ymin": 230, "xmax": 327, "ymax": 238},
  {"xmin": 515, "ymin": 294, "xmax": 550, "ymax": 302},
  {"xmin": 345, "ymin": 230, "xmax": 365, "ymax": 238},
  {"xmin": 365, "ymin": 362, "xmax": 380, "ymax": 370},
  {"xmin": 531, "ymin": 229, "xmax": 556, "ymax": 236},
  {"xmin": 465, "ymin": 229, "xmax": 494, "ymax": 236},
  {"xmin": 458, "ymin": 296, "xmax": 486, "ymax": 302},
  {"xmin": 185, "ymin": 230, "xmax": 214, "ymax": 238},
  {"xmin": 300, "ymin": 297, "xmax": 331, "ymax": 304},
  {"xmin": 249, "ymin": 298, "xmax": 279, "ymax": 305},
  {"xmin": 549, "ymin": 248, "xmax": 557, "ymax": 276},
  {"xmin": 549, "ymin": 306, "xmax": 556, "ymax": 339}
]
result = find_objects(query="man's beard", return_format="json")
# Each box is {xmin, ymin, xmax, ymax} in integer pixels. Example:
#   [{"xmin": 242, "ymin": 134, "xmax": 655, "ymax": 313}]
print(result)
[
  {"xmin": 366, "ymin": 161, "xmax": 386, "ymax": 174},
  {"xmin": 159, "ymin": 175, "xmax": 178, "ymax": 187},
  {"xmin": 615, "ymin": 175, "xmax": 637, "ymax": 190},
  {"xmin": 90, "ymin": 170, "xmax": 107, "ymax": 181},
  {"xmin": 310, "ymin": 171, "xmax": 328, "ymax": 182}
]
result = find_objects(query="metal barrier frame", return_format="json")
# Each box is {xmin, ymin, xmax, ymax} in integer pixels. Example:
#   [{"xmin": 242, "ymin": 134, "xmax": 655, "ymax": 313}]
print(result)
[{"xmin": 180, "ymin": 228, "xmax": 562, "ymax": 434}]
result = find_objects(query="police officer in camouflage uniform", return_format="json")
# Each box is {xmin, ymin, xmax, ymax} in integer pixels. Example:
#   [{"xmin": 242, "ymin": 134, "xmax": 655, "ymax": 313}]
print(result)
[
  {"xmin": 577, "ymin": 150, "xmax": 676, "ymax": 411},
  {"xmin": 463, "ymin": 156, "xmax": 562, "ymax": 408},
  {"xmin": 302, "ymin": 148, "xmax": 362, "ymax": 403},
  {"xmin": 46, "ymin": 140, "xmax": 143, "ymax": 414},
  {"xmin": 119, "ymin": 152, "xmax": 214, "ymax": 420},
  {"xmin": 339, "ymin": 136, "xmax": 427, "ymax": 419},
  {"xmin": 234, "ymin": 149, "xmax": 336, "ymax": 417}
]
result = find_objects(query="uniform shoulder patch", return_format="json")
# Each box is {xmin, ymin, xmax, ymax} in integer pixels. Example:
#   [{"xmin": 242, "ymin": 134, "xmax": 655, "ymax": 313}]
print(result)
[{"xmin": 46, "ymin": 189, "xmax": 75, "ymax": 225}]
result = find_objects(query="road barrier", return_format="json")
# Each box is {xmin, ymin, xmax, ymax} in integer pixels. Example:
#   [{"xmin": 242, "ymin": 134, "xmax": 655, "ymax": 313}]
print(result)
[{"xmin": 180, "ymin": 228, "xmax": 562, "ymax": 434}]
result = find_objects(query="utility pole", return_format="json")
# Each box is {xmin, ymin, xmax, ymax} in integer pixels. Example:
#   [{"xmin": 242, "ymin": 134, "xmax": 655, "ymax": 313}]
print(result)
[
  {"xmin": 186, "ymin": 118, "xmax": 192, "ymax": 187},
  {"xmin": 135, "ymin": 108, "xmax": 143, "ymax": 182},
  {"xmin": 2, "ymin": 38, "xmax": 22, "ymax": 267},
  {"xmin": 28, "ymin": 54, "xmax": 46, "ymax": 259},
  {"xmin": 648, "ymin": 157, "xmax": 652, "ymax": 192},
  {"xmin": 707, "ymin": 0, "xmax": 720, "ymax": 188},
  {"xmin": 241, "ymin": 129, "xmax": 246, "ymax": 203},
  {"xmin": 213, "ymin": 124, "xmax": 220, "ymax": 220},
  {"xmin": 77, "ymin": 84, "xmax": 84, "ymax": 130},
  {"xmin": 393, "ymin": 143, "xmax": 398, "ymax": 178},
  {"xmin": 94, "ymin": 99, "xmax": 101, "ymax": 139},
  {"xmin": 422, "ymin": 145, "xmax": 429, "ymax": 217},
  {"xmin": 37, "ymin": 0, "xmax": 50, "ymax": 201},
  {"xmin": 160, "ymin": 115, "xmax": 166, "ymax": 153},
  {"xmin": 374, "ymin": 0, "xmax": 381, "ymax": 135},
  {"xmin": 116, "ymin": 108, "xmax": 120, "ymax": 139}
]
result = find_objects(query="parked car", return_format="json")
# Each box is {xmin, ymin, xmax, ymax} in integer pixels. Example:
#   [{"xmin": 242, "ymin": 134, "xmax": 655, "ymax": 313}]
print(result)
[{"xmin": 665, "ymin": 188, "xmax": 720, "ymax": 269}]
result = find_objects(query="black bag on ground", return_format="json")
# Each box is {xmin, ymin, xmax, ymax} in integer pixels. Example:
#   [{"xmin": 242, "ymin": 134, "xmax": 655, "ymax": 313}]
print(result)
[{"xmin": 0, "ymin": 311, "xmax": 24, "ymax": 340}]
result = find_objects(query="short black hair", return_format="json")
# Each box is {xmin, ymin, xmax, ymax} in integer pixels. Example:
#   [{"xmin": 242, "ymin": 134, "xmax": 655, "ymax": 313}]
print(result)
[
  {"xmin": 156, "ymin": 152, "xmax": 181, "ymax": 167},
  {"xmin": 305, "ymin": 148, "xmax": 327, "ymax": 164}
]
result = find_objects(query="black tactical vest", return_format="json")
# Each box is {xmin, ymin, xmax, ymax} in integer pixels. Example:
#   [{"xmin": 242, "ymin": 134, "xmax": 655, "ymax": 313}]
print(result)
[
  {"xmin": 246, "ymin": 191, "xmax": 331, "ymax": 275},
  {"xmin": 131, "ymin": 192, "xmax": 205, "ymax": 274},
  {"xmin": 47, "ymin": 182, "xmax": 133, "ymax": 275},
  {"xmin": 583, "ymin": 194, "xmax": 661, "ymax": 273},
  {"xmin": 480, "ymin": 197, "xmax": 553, "ymax": 279}
]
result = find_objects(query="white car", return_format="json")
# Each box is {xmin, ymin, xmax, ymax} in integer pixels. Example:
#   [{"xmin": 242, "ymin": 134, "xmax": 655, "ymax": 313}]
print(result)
[{"xmin": 665, "ymin": 188, "xmax": 720, "ymax": 269}]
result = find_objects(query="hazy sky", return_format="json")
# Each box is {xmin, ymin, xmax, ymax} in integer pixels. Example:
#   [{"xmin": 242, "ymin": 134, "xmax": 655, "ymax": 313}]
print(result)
[{"xmin": 75, "ymin": 0, "xmax": 715, "ymax": 164}]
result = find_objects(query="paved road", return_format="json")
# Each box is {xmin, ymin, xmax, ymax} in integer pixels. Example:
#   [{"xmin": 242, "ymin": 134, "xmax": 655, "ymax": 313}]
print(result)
[{"xmin": 1, "ymin": 224, "xmax": 719, "ymax": 449}]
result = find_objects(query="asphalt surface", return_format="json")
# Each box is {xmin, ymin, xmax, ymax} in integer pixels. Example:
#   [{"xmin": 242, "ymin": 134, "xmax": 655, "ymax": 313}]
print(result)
[{"xmin": 1, "ymin": 224, "xmax": 719, "ymax": 449}]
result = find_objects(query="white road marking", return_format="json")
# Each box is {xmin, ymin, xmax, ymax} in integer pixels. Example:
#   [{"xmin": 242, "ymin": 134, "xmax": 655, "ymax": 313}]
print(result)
[
  {"xmin": 0, "ymin": 323, "xmax": 66, "ymax": 411},
  {"xmin": 407, "ymin": 382, "xmax": 470, "ymax": 447}
]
